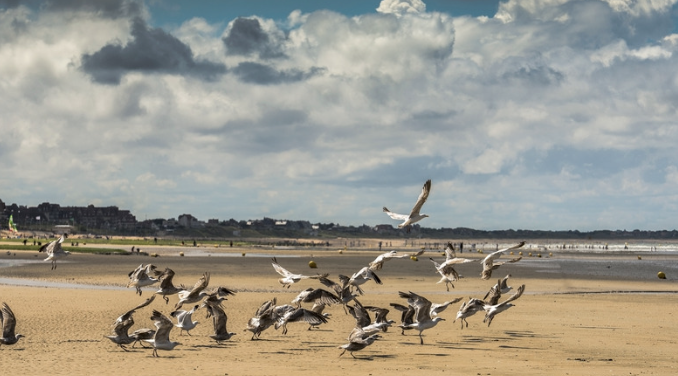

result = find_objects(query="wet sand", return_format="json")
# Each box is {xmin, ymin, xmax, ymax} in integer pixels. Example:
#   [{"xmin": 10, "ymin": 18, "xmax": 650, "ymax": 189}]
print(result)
[{"xmin": 1, "ymin": 244, "xmax": 677, "ymax": 375}]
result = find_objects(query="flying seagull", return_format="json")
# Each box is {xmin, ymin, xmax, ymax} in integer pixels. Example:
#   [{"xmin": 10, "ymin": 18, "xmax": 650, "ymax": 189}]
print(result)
[
  {"xmin": 170, "ymin": 305, "xmax": 199, "ymax": 336},
  {"xmin": 383, "ymin": 179, "xmax": 432, "ymax": 231},
  {"xmin": 368, "ymin": 249, "xmax": 424, "ymax": 271},
  {"xmin": 483, "ymin": 284, "xmax": 526, "ymax": 326},
  {"xmin": 146, "ymin": 310, "xmax": 181, "ymax": 357},
  {"xmin": 38, "ymin": 234, "xmax": 70, "ymax": 270},
  {"xmin": 397, "ymin": 291, "xmax": 447, "ymax": 345},
  {"xmin": 271, "ymin": 257, "xmax": 327, "ymax": 288},
  {"xmin": 480, "ymin": 242, "xmax": 525, "ymax": 280}
]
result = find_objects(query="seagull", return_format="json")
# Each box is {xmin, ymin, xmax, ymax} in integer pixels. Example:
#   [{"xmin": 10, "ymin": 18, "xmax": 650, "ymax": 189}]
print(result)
[
  {"xmin": 389, "ymin": 302, "xmax": 415, "ymax": 335},
  {"xmin": 0, "ymin": 302, "xmax": 23, "ymax": 345},
  {"xmin": 275, "ymin": 307, "xmax": 329, "ymax": 335},
  {"xmin": 430, "ymin": 297, "xmax": 464, "ymax": 317},
  {"xmin": 347, "ymin": 267, "xmax": 382, "ymax": 295},
  {"xmin": 368, "ymin": 250, "xmax": 424, "ymax": 271},
  {"xmin": 154, "ymin": 268, "xmax": 185, "ymax": 304},
  {"xmin": 271, "ymin": 257, "xmax": 327, "ymax": 288},
  {"xmin": 483, "ymin": 275, "xmax": 513, "ymax": 305},
  {"xmin": 318, "ymin": 275, "xmax": 358, "ymax": 314},
  {"xmin": 170, "ymin": 305, "xmax": 199, "ymax": 336},
  {"xmin": 397, "ymin": 291, "xmax": 447, "ymax": 345},
  {"xmin": 480, "ymin": 242, "xmax": 525, "ymax": 280},
  {"xmin": 439, "ymin": 242, "xmax": 475, "ymax": 267},
  {"xmin": 105, "ymin": 317, "xmax": 136, "ymax": 351},
  {"xmin": 38, "ymin": 234, "xmax": 70, "ymax": 270},
  {"xmin": 127, "ymin": 264, "xmax": 160, "ymax": 295},
  {"xmin": 383, "ymin": 179, "xmax": 432, "ymax": 231},
  {"xmin": 291, "ymin": 287, "xmax": 341, "ymax": 308},
  {"xmin": 174, "ymin": 272, "xmax": 211, "ymax": 310},
  {"xmin": 483, "ymin": 284, "xmax": 525, "ymax": 327},
  {"xmin": 202, "ymin": 300, "xmax": 236, "ymax": 343},
  {"xmin": 199, "ymin": 287, "xmax": 237, "ymax": 318},
  {"xmin": 130, "ymin": 328, "xmax": 155, "ymax": 348},
  {"xmin": 145, "ymin": 310, "xmax": 181, "ymax": 357},
  {"xmin": 348, "ymin": 301, "xmax": 393, "ymax": 335},
  {"xmin": 244, "ymin": 298, "xmax": 282, "ymax": 340},
  {"xmin": 429, "ymin": 258, "xmax": 460, "ymax": 291},
  {"xmin": 338, "ymin": 328, "xmax": 381, "ymax": 359},
  {"xmin": 106, "ymin": 295, "xmax": 156, "ymax": 350},
  {"xmin": 308, "ymin": 301, "xmax": 332, "ymax": 330},
  {"xmin": 454, "ymin": 298, "xmax": 485, "ymax": 329}
]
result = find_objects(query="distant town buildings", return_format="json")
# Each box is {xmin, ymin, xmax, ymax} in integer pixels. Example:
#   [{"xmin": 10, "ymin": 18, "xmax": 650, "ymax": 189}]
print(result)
[{"xmin": 2, "ymin": 198, "xmax": 678, "ymax": 240}]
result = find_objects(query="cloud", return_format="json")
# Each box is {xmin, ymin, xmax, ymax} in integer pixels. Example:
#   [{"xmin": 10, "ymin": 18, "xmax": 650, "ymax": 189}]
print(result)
[
  {"xmin": 222, "ymin": 17, "xmax": 286, "ymax": 59},
  {"xmin": 80, "ymin": 17, "xmax": 226, "ymax": 84},
  {"xmin": 231, "ymin": 61, "xmax": 324, "ymax": 84},
  {"xmin": 3, "ymin": 0, "xmax": 678, "ymax": 231},
  {"xmin": 376, "ymin": 0, "xmax": 426, "ymax": 16},
  {"xmin": 42, "ymin": 0, "xmax": 144, "ymax": 19}
]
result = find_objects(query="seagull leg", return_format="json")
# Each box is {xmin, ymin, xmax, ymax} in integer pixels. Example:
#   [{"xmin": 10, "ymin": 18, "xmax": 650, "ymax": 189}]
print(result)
[
  {"xmin": 339, "ymin": 349, "xmax": 346, "ymax": 358},
  {"xmin": 350, "ymin": 352, "xmax": 358, "ymax": 359},
  {"xmin": 419, "ymin": 332, "xmax": 424, "ymax": 345},
  {"xmin": 164, "ymin": 296, "xmax": 169, "ymax": 304}
]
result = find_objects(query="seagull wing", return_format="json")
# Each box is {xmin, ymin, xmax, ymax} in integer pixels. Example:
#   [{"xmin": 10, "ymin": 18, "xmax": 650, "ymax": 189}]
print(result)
[
  {"xmin": 305, "ymin": 288, "xmax": 341, "ymax": 306},
  {"xmin": 382, "ymin": 207, "xmax": 409, "ymax": 221},
  {"xmin": 497, "ymin": 284, "xmax": 525, "ymax": 307},
  {"xmin": 158, "ymin": 268, "xmax": 176, "ymax": 288},
  {"xmin": 1, "ymin": 302, "xmax": 18, "ymax": 339},
  {"xmin": 211, "ymin": 304, "xmax": 228, "ymax": 336},
  {"xmin": 408, "ymin": 179, "xmax": 431, "ymax": 217},
  {"xmin": 38, "ymin": 235, "xmax": 64, "ymax": 254},
  {"xmin": 271, "ymin": 258, "xmax": 293, "ymax": 278},
  {"xmin": 443, "ymin": 242, "xmax": 456, "ymax": 260},
  {"xmin": 151, "ymin": 310, "xmax": 173, "ymax": 342}
]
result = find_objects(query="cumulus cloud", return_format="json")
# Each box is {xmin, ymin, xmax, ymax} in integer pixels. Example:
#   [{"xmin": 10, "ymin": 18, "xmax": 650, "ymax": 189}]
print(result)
[
  {"xmin": 80, "ymin": 17, "xmax": 226, "ymax": 84},
  {"xmin": 222, "ymin": 17, "xmax": 286, "ymax": 59},
  {"xmin": 376, "ymin": 0, "xmax": 426, "ymax": 16},
  {"xmin": 3, "ymin": 0, "xmax": 678, "ymax": 231}
]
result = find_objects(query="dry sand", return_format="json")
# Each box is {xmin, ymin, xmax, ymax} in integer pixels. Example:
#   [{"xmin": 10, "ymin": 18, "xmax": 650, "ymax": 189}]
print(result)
[{"xmin": 1, "ymin": 243, "xmax": 678, "ymax": 375}]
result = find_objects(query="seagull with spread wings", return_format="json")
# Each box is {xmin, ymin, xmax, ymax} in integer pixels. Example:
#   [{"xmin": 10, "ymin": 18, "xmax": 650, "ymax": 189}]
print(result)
[
  {"xmin": 106, "ymin": 296, "xmax": 156, "ymax": 350},
  {"xmin": 127, "ymin": 264, "xmax": 160, "ymax": 296},
  {"xmin": 170, "ymin": 305, "xmax": 199, "ymax": 336},
  {"xmin": 154, "ymin": 268, "xmax": 185, "ymax": 304},
  {"xmin": 174, "ymin": 272, "xmax": 211, "ymax": 309},
  {"xmin": 480, "ymin": 241, "xmax": 525, "ymax": 280},
  {"xmin": 383, "ymin": 179, "xmax": 432, "ymax": 231},
  {"xmin": 145, "ymin": 310, "xmax": 181, "ymax": 357},
  {"xmin": 397, "ymin": 291, "xmax": 447, "ymax": 345},
  {"xmin": 483, "ymin": 284, "xmax": 525, "ymax": 326},
  {"xmin": 271, "ymin": 257, "xmax": 327, "ymax": 288},
  {"xmin": 202, "ymin": 299, "xmax": 236, "ymax": 343},
  {"xmin": 38, "ymin": 234, "xmax": 70, "ymax": 270},
  {"xmin": 368, "ymin": 249, "xmax": 424, "ymax": 271}
]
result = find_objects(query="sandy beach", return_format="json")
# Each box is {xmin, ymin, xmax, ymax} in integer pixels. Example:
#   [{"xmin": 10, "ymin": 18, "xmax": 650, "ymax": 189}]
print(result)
[{"xmin": 1, "ymin": 241, "xmax": 677, "ymax": 375}]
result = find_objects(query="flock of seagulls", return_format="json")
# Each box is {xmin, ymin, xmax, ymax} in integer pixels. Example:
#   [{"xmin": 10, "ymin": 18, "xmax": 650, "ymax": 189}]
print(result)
[{"xmin": 3, "ymin": 178, "xmax": 529, "ymax": 359}]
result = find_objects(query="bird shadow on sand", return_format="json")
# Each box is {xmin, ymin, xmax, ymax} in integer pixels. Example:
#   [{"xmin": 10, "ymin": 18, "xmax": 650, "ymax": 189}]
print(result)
[{"xmin": 190, "ymin": 343, "xmax": 238, "ymax": 350}]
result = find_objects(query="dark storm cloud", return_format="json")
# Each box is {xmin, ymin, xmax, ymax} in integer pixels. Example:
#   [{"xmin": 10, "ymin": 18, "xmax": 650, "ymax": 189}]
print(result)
[
  {"xmin": 231, "ymin": 62, "xmax": 324, "ymax": 85},
  {"xmin": 0, "ymin": 0, "xmax": 21, "ymax": 9},
  {"xmin": 222, "ymin": 17, "xmax": 285, "ymax": 59},
  {"xmin": 81, "ymin": 17, "xmax": 226, "ymax": 84},
  {"xmin": 43, "ymin": 0, "xmax": 143, "ymax": 19}
]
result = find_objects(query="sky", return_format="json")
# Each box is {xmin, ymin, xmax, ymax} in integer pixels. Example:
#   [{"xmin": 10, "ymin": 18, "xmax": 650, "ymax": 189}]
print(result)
[{"xmin": 2, "ymin": 0, "xmax": 678, "ymax": 232}]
